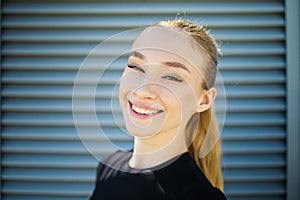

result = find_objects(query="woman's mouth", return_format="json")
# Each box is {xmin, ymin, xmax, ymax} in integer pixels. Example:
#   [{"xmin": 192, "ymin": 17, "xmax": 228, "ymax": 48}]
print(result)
[{"xmin": 129, "ymin": 101, "xmax": 163, "ymax": 118}]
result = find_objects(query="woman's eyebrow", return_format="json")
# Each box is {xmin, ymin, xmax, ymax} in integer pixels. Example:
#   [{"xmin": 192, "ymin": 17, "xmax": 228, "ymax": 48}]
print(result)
[
  {"xmin": 129, "ymin": 51, "xmax": 190, "ymax": 74},
  {"xmin": 129, "ymin": 51, "xmax": 146, "ymax": 60},
  {"xmin": 162, "ymin": 61, "xmax": 191, "ymax": 74}
]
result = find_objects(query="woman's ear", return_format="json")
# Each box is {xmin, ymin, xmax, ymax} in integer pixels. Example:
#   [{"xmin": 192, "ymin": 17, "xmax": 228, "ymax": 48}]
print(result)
[{"xmin": 197, "ymin": 88, "xmax": 217, "ymax": 113}]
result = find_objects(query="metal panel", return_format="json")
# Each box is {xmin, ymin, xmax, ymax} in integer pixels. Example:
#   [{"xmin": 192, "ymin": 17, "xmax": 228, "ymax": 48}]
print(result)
[
  {"xmin": 285, "ymin": 0, "xmax": 300, "ymax": 200},
  {"xmin": 1, "ymin": 1, "xmax": 286, "ymax": 200},
  {"xmin": 0, "ymin": 2, "xmax": 3, "ymax": 200}
]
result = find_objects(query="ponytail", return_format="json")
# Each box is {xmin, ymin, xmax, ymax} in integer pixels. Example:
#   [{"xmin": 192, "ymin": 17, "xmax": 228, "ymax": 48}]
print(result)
[{"xmin": 188, "ymin": 107, "xmax": 224, "ymax": 191}]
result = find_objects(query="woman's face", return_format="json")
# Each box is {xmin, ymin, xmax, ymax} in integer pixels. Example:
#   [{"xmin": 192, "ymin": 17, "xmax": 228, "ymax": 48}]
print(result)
[{"xmin": 119, "ymin": 26, "xmax": 209, "ymax": 138}]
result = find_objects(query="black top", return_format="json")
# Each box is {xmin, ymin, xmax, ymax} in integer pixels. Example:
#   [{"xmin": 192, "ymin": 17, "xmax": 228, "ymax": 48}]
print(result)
[{"xmin": 90, "ymin": 150, "xmax": 227, "ymax": 200}]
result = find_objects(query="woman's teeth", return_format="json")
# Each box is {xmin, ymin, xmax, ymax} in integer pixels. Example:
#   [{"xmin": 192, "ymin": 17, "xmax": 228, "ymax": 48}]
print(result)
[{"xmin": 132, "ymin": 104, "xmax": 160, "ymax": 115}]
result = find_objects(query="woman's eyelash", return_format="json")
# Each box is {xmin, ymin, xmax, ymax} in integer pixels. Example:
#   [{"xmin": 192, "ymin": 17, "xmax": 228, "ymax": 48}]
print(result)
[
  {"xmin": 127, "ymin": 64, "xmax": 183, "ymax": 82},
  {"xmin": 127, "ymin": 64, "xmax": 145, "ymax": 73},
  {"xmin": 163, "ymin": 75, "xmax": 183, "ymax": 82}
]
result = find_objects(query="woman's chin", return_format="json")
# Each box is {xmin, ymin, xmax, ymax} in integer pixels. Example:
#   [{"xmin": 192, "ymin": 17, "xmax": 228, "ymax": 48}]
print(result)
[{"xmin": 126, "ymin": 126, "xmax": 158, "ymax": 138}]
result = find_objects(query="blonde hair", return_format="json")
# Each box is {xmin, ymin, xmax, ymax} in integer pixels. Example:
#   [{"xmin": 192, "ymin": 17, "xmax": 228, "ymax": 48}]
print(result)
[{"xmin": 157, "ymin": 19, "xmax": 224, "ymax": 190}]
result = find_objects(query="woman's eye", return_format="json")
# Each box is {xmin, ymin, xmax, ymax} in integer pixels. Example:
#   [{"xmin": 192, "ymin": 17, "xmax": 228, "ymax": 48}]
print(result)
[
  {"xmin": 163, "ymin": 75, "xmax": 183, "ymax": 82},
  {"xmin": 127, "ymin": 64, "xmax": 145, "ymax": 73}
]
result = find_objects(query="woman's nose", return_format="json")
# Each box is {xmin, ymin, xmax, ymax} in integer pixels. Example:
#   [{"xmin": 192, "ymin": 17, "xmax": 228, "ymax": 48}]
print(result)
[{"xmin": 133, "ymin": 82, "xmax": 158, "ymax": 100}]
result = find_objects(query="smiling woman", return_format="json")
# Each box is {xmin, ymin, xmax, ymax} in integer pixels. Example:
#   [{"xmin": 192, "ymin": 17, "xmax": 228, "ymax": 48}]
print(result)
[{"xmin": 89, "ymin": 19, "xmax": 227, "ymax": 200}]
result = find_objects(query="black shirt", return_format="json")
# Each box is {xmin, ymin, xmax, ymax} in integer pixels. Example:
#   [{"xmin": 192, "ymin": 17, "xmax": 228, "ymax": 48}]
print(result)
[{"xmin": 90, "ymin": 150, "xmax": 227, "ymax": 200}]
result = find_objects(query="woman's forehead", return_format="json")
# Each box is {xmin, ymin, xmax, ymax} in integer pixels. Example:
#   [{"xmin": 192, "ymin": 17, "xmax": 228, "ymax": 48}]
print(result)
[{"xmin": 131, "ymin": 26, "xmax": 208, "ymax": 72}]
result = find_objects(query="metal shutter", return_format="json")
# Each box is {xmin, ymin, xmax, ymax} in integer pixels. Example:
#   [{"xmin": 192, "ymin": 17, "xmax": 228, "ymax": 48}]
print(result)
[{"xmin": 1, "ymin": 1, "xmax": 286, "ymax": 200}]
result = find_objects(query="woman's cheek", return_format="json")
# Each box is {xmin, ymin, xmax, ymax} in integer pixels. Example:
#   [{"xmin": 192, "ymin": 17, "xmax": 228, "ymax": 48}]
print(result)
[
  {"xmin": 120, "ymin": 72, "xmax": 141, "ymax": 94},
  {"xmin": 174, "ymin": 84, "xmax": 199, "ymax": 115}
]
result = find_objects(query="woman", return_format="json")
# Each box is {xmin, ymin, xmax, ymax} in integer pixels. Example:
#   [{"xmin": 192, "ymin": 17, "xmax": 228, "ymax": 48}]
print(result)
[{"xmin": 90, "ymin": 19, "xmax": 227, "ymax": 200}]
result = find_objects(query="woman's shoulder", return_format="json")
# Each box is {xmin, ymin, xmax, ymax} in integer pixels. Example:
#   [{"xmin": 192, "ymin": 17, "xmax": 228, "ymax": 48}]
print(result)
[
  {"xmin": 95, "ymin": 149, "xmax": 144, "ymax": 182},
  {"xmin": 153, "ymin": 152, "xmax": 228, "ymax": 199},
  {"xmin": 95, "ymin": 150, "xmax": 128, "ymax": 181}
]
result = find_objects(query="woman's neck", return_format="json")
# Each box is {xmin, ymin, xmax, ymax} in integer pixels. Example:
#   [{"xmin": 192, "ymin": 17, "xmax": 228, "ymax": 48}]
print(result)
[{"xmin": 129, "ymin": 127, "xmax": 188, "ymax": 169}]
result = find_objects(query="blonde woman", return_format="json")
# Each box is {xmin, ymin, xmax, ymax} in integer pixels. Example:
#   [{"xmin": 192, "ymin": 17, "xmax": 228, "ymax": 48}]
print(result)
[{"xmin": 90, "ymin": 19, "xmax": 227, "ymax": 200}]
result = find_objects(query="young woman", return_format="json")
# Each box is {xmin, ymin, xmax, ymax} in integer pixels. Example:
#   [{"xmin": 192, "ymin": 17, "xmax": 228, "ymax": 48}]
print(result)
[{"xmin": 90, "ymin": 19, "xmax": 227, "ymax": 200}]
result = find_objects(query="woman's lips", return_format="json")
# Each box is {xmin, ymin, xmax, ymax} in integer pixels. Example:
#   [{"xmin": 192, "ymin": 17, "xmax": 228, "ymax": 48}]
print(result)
[{"xmin": 129, "ymin": 101, "xmax": 163, "ymax": 119}]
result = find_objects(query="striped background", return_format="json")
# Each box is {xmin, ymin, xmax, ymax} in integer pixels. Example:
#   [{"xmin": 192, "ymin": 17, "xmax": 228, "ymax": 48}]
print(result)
[{"xmin": 1, "ymin": 1, "xmax": 288, "ymax": 199}]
